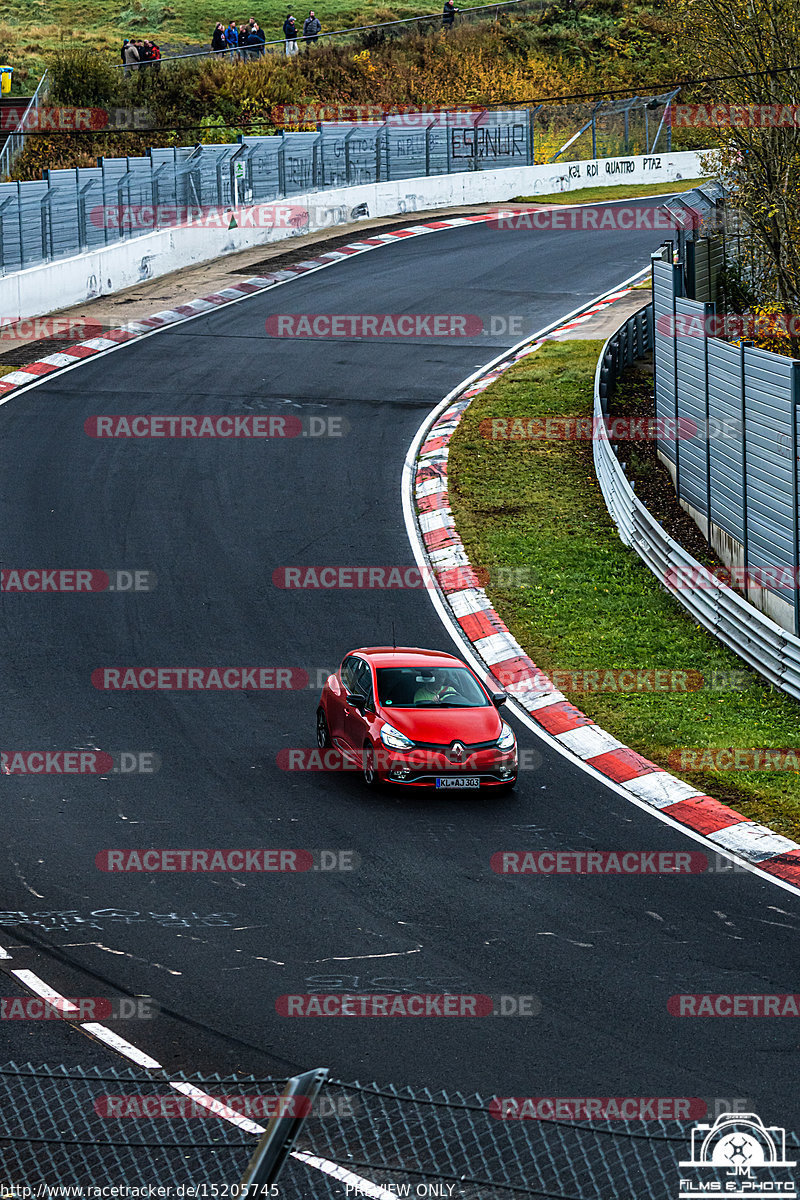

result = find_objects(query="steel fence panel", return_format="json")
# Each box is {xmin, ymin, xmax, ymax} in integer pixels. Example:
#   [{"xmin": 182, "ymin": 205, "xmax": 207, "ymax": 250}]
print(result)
[
  {"xmin": 17, "ymin": 179, "xmax": 49, "ymax": 267},
  {"xmin": 0, "ymin": 181, "xmax": 22, "ymax": 271},
  {"xmin": 283, "ymin": 131, "xmax": 324, "ymax": 192},
  {"xmin": 691, "ymin": 235, "xmax": 714, "ymax": 302},
  {"xmin": 240, "ymin": 135, "xmax": 283, "ymax": 199},
  {"xmin": 652, "ymin": 254, "xmax": 682, "ymax": 464},
  {"xmin": 743, "ymin": 346, "xmax": 799, "ymax": 615},
  {"xmin": 0, "ymin": 102, "xmax": 696, "ymax": 274},
  {"xmin": 674, "ymin": 296, "xmax": 712, "ymax": 515},
  {"xmin": 707, "ymin": 336, "xmax": 745, "ymax": 543},
  {"xmin": 595, "ymin": 298, "xmax": 800, "ymax": 700}
]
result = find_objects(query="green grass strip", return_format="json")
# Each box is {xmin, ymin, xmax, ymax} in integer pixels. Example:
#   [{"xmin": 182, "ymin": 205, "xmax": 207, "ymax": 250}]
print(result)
[
  {"xmin": 448, "ymin": 340, "xmax": 800, "ymax": 841},
  {"xmin": 512, "ymin": 179, "xmax": 708, "ymax": 205}
]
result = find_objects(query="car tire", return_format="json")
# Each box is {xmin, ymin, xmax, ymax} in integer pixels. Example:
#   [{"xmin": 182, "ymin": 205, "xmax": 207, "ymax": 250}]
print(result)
[
  {"xmin": 362, "ymin": 742, "xmax": 379, "ymax": 788},
  {"xmin": 316, "ymin": 708, "xmax": 331, "ymax": 749}
]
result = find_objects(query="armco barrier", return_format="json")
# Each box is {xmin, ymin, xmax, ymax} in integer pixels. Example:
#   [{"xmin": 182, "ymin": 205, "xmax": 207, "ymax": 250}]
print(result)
[
  {"xmin": 594, "ymin": 302, "xmax": 800, "ymax": 702},
  {"xmin": 0, "ymin": 149, "xmax": 707, "ymax": 324}
]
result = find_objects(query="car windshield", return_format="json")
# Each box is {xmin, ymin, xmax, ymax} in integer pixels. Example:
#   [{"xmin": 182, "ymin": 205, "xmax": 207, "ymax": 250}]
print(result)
[{"xmin": 376, "ymin": 666, "xmax": 490, "ymax": 708}]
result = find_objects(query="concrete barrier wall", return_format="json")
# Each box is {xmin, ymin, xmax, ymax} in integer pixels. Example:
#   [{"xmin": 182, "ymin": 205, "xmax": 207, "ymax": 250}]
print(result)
[{"xmin": 0, "ymin": 150, "xmax": 708, "ymax": 322}]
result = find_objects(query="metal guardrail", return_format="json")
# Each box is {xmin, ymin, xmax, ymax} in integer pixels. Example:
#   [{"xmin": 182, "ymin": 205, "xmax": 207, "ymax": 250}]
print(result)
[
  {"xmin": 119, "ymin": 0, "xmax": 536, "ymax": 66},
  {"xmin": 0, "ymin": 70, "xmax": 48, "ymax": 181},
  {"xmin": 651, "ymin": 183, "xmax": 800, "ymax": 636},
  {"xmin": 594, "ymin": 300, "xmax": 800, "ymax": 703}
]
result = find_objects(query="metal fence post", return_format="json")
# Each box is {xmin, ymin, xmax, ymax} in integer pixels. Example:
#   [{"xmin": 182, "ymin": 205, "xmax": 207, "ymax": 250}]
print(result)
[
  {"xmin": 741, "ymin": 340, "xmax": 751, "ymax": 602},
  {"xmin": 228, "ymin": 147, "xmax": 244, "ymax": 209},
  {"xmin": 239, "ymin": 1068, "xmax": 329, "ymax": 1188},
  {"xmin": 313, "ymin": 131, "xmax": 322, "ymax": 188},
  {"xmin": 0, "ymin": 194, "xmax": 13, "ymax": 274},
  {"xmin": 215, "ymin": 153, "xmax": 225, "ymax": 207},
  {"xmin": 344, "ymin": 128, "xmax": 355, "ymax": 185},
  {"xmin": 703, "ymin": 302, "xmax": 714, "ymax": 528},
  {"xmin": 277, "ymin": 134, "xmax": 286, "ymax": 196},
  {"xmin": 116, "ymin": 170, "xmax": 135, "ymax": 241},
  {"xmin": 77, "ymin": 179, "xmax": 96, "ymax": 252},
  {"xmin": 792, "ymin": 362, "xmax": 800, "ymax": 636},
  {"xmin": 524, "ymin": 104, "xmax": 542, "ymax": 166},
  {"xmin": 40, "ymin": 192, "xmax": 52, "ymax": 261},
  {"xmin": 425, "ymin": 117, "xmax": 437, "ymax": 176}
]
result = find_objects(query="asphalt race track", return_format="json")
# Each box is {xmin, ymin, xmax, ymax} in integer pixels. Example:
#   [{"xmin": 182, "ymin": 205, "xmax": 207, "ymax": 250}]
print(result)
[{"xmin": 1, "ymin": 204, "xmax": 799, "ymax": 1133}]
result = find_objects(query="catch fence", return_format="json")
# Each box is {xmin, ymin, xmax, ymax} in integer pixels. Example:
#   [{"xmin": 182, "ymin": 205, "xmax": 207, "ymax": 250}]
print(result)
[
  {"xmin": 0, "ymin": 94, "xmax": 685, "ymax": 276},
  {"xmin": 4, "ymin": 1062, "xmax": 795, "ymax": 1197}
]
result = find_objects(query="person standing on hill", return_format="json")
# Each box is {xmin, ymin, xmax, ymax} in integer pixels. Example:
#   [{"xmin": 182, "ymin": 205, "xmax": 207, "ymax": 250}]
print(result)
[
  {"xmin": 225, "ymin": 20, "xmax": 239, "ymax": 58},
  {"xmin": 442, "ymin": 0, "xmax": 458, "ymax": 27},
  {"xmin": 283, "ymin": 13, "xmax": 298, "ymax": 55},
  {"xmin": 250, "ymin": 21, "xmax": 266, "ymax": 55},
  {"xmin": 122, "ymin": 39, "xmax": 140, "ymax": 75},
  {"xmin": 212, "ymin": 22, "xmax": 227, "ymax": 53},
  {"xmin": 302, "ymin": 10, "xmax": 321, "ymax": 44}
]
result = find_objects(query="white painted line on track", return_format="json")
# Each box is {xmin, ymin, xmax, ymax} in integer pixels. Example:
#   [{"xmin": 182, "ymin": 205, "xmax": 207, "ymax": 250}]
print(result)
[{"xmin": 79, "ymin": 1022, "xmax": 164, "ymax": 1070}]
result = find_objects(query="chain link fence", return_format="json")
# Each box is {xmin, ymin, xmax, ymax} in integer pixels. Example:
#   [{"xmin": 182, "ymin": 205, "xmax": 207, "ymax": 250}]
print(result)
[
  {"xmin": 2, "ymin": 1063, "xmax": 798, "ymax": 1197},
  {"xmin": 536, "ymin": 92, "xmax": 680, "ymax": 164},
  {"xmin": 0, "ymin": 92, "xmax": 693, "ymax": 276}
]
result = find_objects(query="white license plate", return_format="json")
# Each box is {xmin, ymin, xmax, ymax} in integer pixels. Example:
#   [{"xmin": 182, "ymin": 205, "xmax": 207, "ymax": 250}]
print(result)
[{"xmin": 436, "ymin": 776, "xmax": 481, "ymax": 789}]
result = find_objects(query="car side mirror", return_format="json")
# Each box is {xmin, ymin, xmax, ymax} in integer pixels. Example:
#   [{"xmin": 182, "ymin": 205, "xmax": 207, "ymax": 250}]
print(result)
[
  {"xmin": 346, "ymin": 692, "xmax": 366, "ymax": 711},
  {"xmin": 491, "ymin": 693, "xmax": 507, "ymax": 707}
]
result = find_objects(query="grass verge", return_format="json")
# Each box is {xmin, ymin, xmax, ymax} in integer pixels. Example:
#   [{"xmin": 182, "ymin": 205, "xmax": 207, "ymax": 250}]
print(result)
[
  {"xmin": 447, "ymin": 339, "xmax": 800, "ymax": 841},
  {"xmin": 512, "ymin": 179, "xmax": 709, "ymax": 205}
]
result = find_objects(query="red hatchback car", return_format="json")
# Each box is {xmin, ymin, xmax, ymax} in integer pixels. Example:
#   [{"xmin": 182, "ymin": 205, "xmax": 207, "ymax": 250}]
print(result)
[{"xmin": 316, "ymin": 647, "xmax": 517, "ymax": 790}]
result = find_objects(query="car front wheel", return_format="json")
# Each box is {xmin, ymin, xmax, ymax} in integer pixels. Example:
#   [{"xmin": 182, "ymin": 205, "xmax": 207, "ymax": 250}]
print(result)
[
  {"xmin": 316, "ymin": 708, "xmax": 331, "ymax": 748},
  {"xmin": 362, "ymin": 742, "xmax": 378, "ymax": 788}
]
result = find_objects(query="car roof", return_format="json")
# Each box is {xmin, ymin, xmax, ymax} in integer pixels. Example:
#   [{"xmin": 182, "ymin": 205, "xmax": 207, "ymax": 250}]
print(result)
[{"xmin": 348, "ymin": 647, "xmax": 467, "ymax": 668}]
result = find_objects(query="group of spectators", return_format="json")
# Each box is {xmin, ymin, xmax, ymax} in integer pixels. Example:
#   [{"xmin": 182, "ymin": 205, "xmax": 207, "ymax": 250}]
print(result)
[
  {"xmin": 122, "ymin": 1, "xmax": 455, "ymax": 75},
  {"xmin": 211, "ymin": 17, "xmax": 271, "ymax": 57},
  {"xmin": 210, "ymin": 12, "xmax": 321, "ymax": 58},
  {"xmin": 281, "ymin": 12, "xmax": 322, "ymax": 55},
  {"xmin": 121, "ymin": 39, "xmax": 161, "ymax": 74}
]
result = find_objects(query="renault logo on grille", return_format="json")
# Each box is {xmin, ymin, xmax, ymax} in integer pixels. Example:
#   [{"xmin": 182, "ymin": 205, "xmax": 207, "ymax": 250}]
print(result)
[{"xmin": 449, "ymin": 741, "xmax": 466, "ymax": 761}]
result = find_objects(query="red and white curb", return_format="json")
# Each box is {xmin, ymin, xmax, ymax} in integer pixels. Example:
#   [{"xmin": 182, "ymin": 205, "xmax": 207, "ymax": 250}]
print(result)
[
  {"xmin": 405, "ymin": 278, "xmax": 800, "ymax": 896},
  {"xmin": 0, "ymin": 216, "xmax": 495, "ymax": 401}
]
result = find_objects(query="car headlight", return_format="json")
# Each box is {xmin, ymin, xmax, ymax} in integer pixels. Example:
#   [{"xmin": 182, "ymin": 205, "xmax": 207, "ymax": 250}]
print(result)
[
  {"xmin": 380, "ymin": 722, "xmax": 416, "ymax": 750},
  {"xmin": 496, "ymin": 721, "xmax": 516, "ymax": 752}
]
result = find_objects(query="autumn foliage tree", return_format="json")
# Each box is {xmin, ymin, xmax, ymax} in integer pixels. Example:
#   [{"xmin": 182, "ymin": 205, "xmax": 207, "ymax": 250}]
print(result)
[{"xmin": 678, "ymin": 0, "xmax": 800, "ymax": 329}]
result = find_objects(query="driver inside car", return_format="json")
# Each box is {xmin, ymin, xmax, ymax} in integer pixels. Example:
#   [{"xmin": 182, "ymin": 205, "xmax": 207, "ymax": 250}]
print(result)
[{"xmin": 413, "ymin": 671, "xmax": 459, "ymax": 704}]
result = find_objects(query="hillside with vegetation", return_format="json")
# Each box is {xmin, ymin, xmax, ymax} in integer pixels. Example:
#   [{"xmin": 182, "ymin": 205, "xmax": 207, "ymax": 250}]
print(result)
[{"xmin": 4, "ymin": 0, "xmax": 708, "ymax": 178}]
